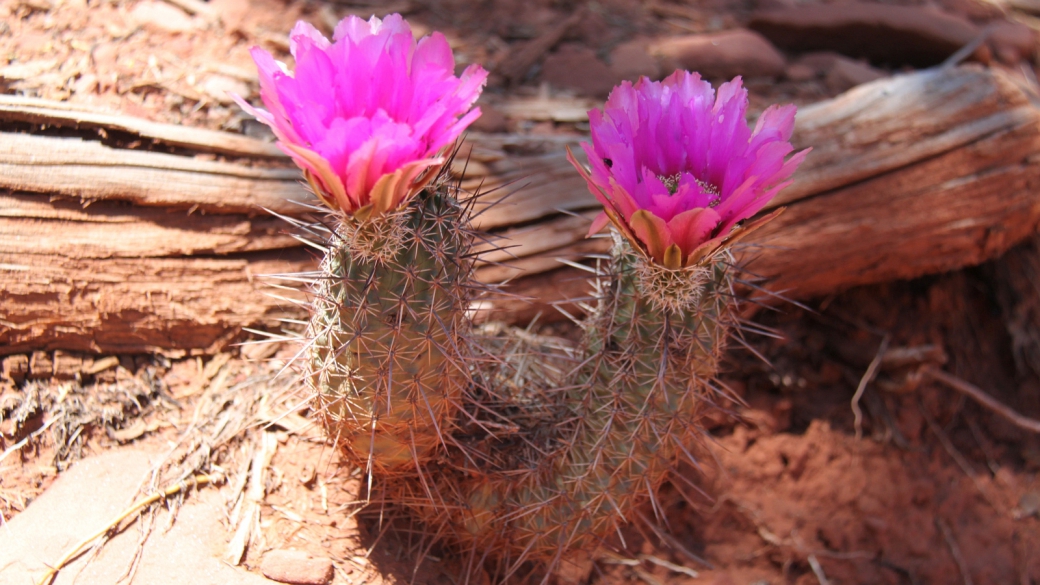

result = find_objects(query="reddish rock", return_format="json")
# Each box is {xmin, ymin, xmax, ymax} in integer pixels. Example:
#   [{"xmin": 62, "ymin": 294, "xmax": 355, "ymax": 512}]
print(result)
[
  {"xmin": 1009, "ymin": 0, "xmax": 1040, "ymax": 14},
  {"xmin": 540, "ymin": 45, "xmax": 618, "ymax": 98},
  {"xmin": 209, "ymin": 0, "xmax": 252, "ymax": 32},
  {"xmin": 784, "ymin": 62, "xmax": 815, "ymax": 82},
  {"xmin": 28, "ymin": 350, "xmax": 52, "ymax": 379},
  {"xmin": 793, "ymin": 51, "xmax": 843, "ymax": 76},
  {"xmin": 989, "ymin": 20, "xmax": 1036, "ymax": 64},
  {"xmin": 260, "ymin": 549, "xmax": 334, "ymax": 585},
  {"xmin": 130, "ymin": 0, "xmax": 197, "ymax": 34},
  {"xmin": 650, "ymin": 28, "xmax": 786, "ymax": 80},
  {"xmin": 609, "ymin": 39, "xmax": 660, "ymax": 82},
  {"xmin": 0, "ymin": 450, "xmax": 274, "ymax": 585},
  {"xmin": 2, "ymin": 354, "xmax": 29, "ymax": 383},
  {"xmin": 938, "ymin": 0, "xmax": 1006, "ymax": 21},
  {"xmin": 749, "ymin": 3, "xmax": 982, "ymax": 67},
  {"xmin": 198, "ymin": 74, "xmax": 250, "ymax": 104},
  {"xmin": 470, "ymin": 103, "xmax": 508, "ymax": 133},
  {"xmin": 825, "ymin": 56, "xmax": 887, "ymax": 92}
]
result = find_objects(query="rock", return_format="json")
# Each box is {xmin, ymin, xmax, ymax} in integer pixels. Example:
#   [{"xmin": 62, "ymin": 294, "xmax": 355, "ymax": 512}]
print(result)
[
  {"xmin": 825, "ymin": 56, "xmax": 887, "ymax": 93},
  {"xmin": 260, "ymin": 549, "xmax": 334, "ymax": 585},
  {"xmin": 989, "ymin": 20, "xmax": 1036, "ymax": 64},
  {"xmin": 748, "ymin": 3, "xmax": 982, "ymax": 67},
  {"xmin": 0, "ymin": 450, "xmax": 276, "ymax": 585},
  {"xmin": 784, "ymin": 62, "xmax": 816, "ymax": 82},
  {"xmin": 650, "ymin": 29, "xmax": 786, "ymax": 80},
  {"xmin": 28, "ymin": 349, "xmax": 52, "ymax": 379},
  {"xmin": 540, "ymin": 45, "xmax": 619, "ymax": 98},
  {"xmin": 130, "ymin": 0, "xmax": 197, "ymax": 34},
  {"xmin": 938, "ymin": 0, "xmax": 1006, "ymax": 21},
  {"xmin": 199, "ymin": 74, "xmax": 250, "ymax": 104},
  {"xmin": 609, "ymin": 39, "xmax": 660, "ymax": 82},
  {"xmin": 794, "ymin": 51, "xmax": 843, "ymax": 75},
  {"xmin": 470, "ymin": 103, "xmax": 508, "ymax": 133},
  {"xmin": 2, "ymin": 353, "xmax": 28, "ymax": 383},
  {"xmin": 1010, "ymin": 0, "xmax": 1040, "ymax": 14},
  {"xmin": 209, "ymin": 0, "xmax": 252, "ymax": 32}
]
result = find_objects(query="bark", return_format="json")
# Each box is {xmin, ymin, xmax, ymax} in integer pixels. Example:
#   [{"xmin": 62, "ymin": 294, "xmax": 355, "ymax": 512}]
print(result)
[{"xmin": 3, "ymin": 65, "xmax": 1040, "ymax": 354}]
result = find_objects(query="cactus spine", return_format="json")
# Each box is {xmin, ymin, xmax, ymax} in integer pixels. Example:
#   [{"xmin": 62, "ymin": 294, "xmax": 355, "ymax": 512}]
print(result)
[
  {"xmin": 305, "ymin": 175, "xmax": 737, "ymax": 574},
  {"xmin": 394, "ymin": 232, "xmax": 732, "ymax": 566},
  {"xmin": 310, "ymin": 184, "xmax": 473, "ymax": 474}
]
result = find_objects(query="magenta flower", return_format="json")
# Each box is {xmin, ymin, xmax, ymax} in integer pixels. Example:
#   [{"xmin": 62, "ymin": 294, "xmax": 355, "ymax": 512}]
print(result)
[
  {"xmin": 569, "ymin": 71, "xmax": 809, "ymax": 269},
  {"xmin": 237, "ymin": 15, "xmax": 488, "ymax": 218}
]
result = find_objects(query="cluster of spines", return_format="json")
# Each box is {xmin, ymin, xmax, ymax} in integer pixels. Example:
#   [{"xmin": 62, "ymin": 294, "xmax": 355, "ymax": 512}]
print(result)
[
  {"xmin": 309, "ymin": 183, "xmax": 479, "ymax": 476},
  {"xmin": 394, "ymin": 236, "xmax": 733, "ymax": 572},
  {"xmin": 300, "ymin": 176, "xmax": 737, "ymax": 579}
]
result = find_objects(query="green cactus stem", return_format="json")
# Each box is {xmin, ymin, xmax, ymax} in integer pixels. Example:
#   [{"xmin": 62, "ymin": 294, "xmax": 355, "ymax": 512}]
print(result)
[
  {"xmin": 309, "ymin": 185, "xmax": 475, "ymax": 475},
  {"xmin": 305, "ymin": 182, "xmax": 736, "ymax": 575},
  {"xmin": 397, "ymin": 233, "xmax": 734, "ymax": 568}
]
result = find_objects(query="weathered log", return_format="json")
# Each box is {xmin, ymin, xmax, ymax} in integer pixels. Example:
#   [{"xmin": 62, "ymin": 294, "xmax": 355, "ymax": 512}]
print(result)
[
  {"xmin": 2, "ymin": 65, "xmax": 1040, "ymax": 354},
  {"xmin": 0, "ymin": 251, "xmax": 311, "ymax": 356},
  {"xmin": 0, "ymin": 94, "xmax": 284, "ymax": 158},
  {"xmin": 484, "ymin": 65, "xmax": 1040, "ymax": 322}
]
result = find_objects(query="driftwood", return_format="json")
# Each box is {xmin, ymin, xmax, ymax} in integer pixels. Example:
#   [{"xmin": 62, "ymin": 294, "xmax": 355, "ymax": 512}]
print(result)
[
  {"xmin": 2, "ymin": 65, "xmax": 1040, "ymax": 355},
  {"xmin": 488, "ymin": 65, "xmax": 1040, "ymax": 322}
]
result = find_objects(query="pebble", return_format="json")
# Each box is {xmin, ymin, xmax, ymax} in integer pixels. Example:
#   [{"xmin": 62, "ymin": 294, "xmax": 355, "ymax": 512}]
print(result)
[
  {"xmin": 261, "ymin": 549, "xmax": 335, "ymax": 585},
  {"xmin": 130, "ymin": 0, "xmax": 197, "ymax": 34},
  {"xmin": 650, "ymin": 29, "xmax": 786, "ymax": 80},
  {"xmin": 989, "ymin": 21, "xmax": 1037, "ymax": 65},
  {"xmin": 541, "ymin": 44, "xmax": 618, "ymax": 98},
  {"xmin": 749, "ymin": 2, "xmax": 981, "ymax": 67},
  {"xmin": 825, "ymin": 56, "xmax": 886, "ymax": 93},
  {"xmin": 198, "ymin": 74, "xmax": 250, "ymax": 104},
  {"xmin": 609, "ymin": 39, "xmax": 661, "ymax": 82}
]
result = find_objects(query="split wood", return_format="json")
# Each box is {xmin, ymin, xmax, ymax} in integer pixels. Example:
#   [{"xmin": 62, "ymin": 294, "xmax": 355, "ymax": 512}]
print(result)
[
  {"xmin": 4, "ymin": 66, "xmax": 1040, "ymax": 353},
  {"xmin": 34, "ymin": 472, "xmax": 224, "ymax": 585}
]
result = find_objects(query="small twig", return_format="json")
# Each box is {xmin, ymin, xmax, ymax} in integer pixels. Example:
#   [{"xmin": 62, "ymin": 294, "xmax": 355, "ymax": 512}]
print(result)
[
  {"xmin": 225, "ymin": 430, "xmax": 278, "ymax": 565},
  {"xmin": 936, "ymin": 518, "xmax": 975, "ymax": 585},
  {"xmin": 639, "ymin": 554, "xmax": 699, "ymax": 578},
  {"xmin": 0, "ymin": 416, "xmax": 58, "ymax": 464},
  {"xmin": 807, "ymin": 554, "xmax": 832, "ymax": 585},
  {"xmin": 940, "ymin": 25, "xmax": 994, "ymax": 70},
  {"xmin": 35, "ymin": 472, "xmax": 224, "ymax": 585},
  {"xmin": 852, "ymin": 334, "xmax": 890, "ymax": 440},
  {"xmin": 925, "ymin": 368, "xmax": 1040, "ymax": 434},
  {"xmin": 632, "ymin": 566, "xmax": 666, "ymax": 585}
]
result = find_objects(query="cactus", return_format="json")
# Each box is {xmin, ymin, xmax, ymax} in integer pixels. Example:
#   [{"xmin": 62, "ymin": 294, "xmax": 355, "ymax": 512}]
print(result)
[
  {"xmin": 397, "ymin": 235, "xmax": 734, "ymax": 568},
  {"xmin": 309, "ymin": 186, "xmax": 475, "ymax": 473},
  {"xmin": 240, "ymin": 14, "xmax": 808, "ymax": 579}
]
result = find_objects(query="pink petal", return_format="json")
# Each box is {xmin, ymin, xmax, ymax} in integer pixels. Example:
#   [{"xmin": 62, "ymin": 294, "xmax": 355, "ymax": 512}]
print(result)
[
  {"xmin": 290, "ymin": 21, "xmax": 330, "ymax": 59},
  {"xmin": 588, "ymin": 212, "xmax": 610, "ymax": 236},
  {"xmin": 628, "ymin": 209, "xmax": 673, "ymax": 264},
  {"xmin": 667, "ymin": 207, "xmax": 721, "ymax": 258}
]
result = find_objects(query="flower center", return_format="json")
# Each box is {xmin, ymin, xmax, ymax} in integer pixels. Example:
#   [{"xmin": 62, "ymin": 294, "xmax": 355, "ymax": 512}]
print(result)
[
  {"xmin": 657, "ymin": 173, "xmax": 722, "ymax": 207},
  {"xmin": 659, "ymin": 173, "xmax": 682, "ymax": 194}
]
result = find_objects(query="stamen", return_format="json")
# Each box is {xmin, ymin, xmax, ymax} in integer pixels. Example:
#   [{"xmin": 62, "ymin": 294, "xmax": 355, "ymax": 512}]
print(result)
[
  {"xmin": 656, "ymin": 173, "xmax": 722, "ymax": 207},
  {"xmin": 658, "ymin": 173, "xmax": 682, "ymax": 194}
]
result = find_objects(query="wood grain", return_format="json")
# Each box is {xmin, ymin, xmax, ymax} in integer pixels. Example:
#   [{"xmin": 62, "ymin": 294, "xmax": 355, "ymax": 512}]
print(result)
[{"xmin": 3, "ymin": 65, "xmax": 1040, "ymax": 354}]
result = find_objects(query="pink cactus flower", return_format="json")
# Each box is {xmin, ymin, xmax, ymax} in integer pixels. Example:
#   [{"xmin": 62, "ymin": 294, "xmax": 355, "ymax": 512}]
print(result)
[
  {"xmin": 237, "ymin": 15, "xmax": 488, "ymax": 218},
  {"xmin": 569, "ymin": 71, "xmax": 809, "ymax": 269}
]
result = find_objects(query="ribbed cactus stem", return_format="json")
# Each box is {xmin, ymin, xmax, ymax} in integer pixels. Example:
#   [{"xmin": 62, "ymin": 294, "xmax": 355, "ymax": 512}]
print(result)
[
  {"xmin": 410, "ymin": 234, "xmax": 732, "ymax": 564},
  {"xmin": 309, "ymin": 186, "xmax": 473, "ymax": 475}
]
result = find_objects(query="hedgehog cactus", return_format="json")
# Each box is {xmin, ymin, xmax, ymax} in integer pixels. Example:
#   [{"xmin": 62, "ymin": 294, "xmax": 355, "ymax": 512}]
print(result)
[
  {"xmin": 308, "ymin": 191, "xmax": 475, "ymax": 473},
  {"xmin": 238, "ymin": 15, "xmax": 488, "ymax": 471},
  {"xmin": 242, "ymin": 14, "xmax": 807, "ymax": 577}
]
